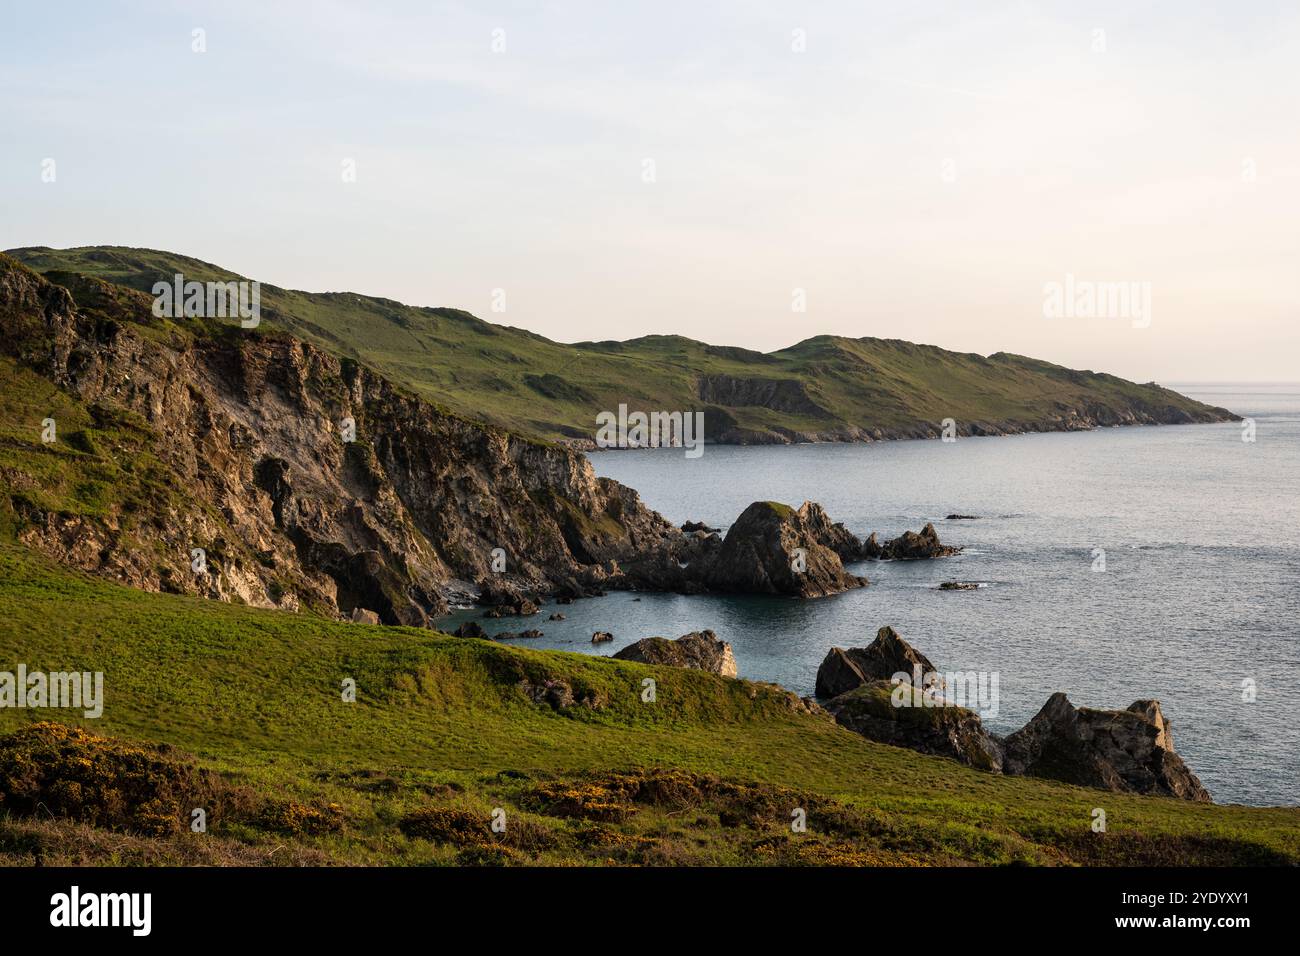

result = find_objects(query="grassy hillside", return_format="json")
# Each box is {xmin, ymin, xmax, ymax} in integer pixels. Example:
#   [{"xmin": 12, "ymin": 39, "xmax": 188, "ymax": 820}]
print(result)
[
  {"xmin": 4, "ymin": 246, "xmax": 1236, "ymax": 445},
  {"xmin": 1, "ymin": 544, "xmax": 1297, "ymax": 866}
]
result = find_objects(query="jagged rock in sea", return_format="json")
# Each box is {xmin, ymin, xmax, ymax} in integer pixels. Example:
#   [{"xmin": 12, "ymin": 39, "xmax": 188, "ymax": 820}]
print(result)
[
  {"xmin": 483, "ymin": 600, "xmax": 539, "ymax": 619},
  {"xmin": 938, "ymin": 581, "xmax": 979, "ymax": 591},
  {"xmin": 453, "ymin": 622, "xmax": 487, "ymax": 639},
  {"xmin": 591, "ymin": 631, "xmax": 614, "ymax": 644},
  {"xmin": 700, "ymin": 501, "xmax": 868, "ymax": 598},
  {"xmin": 611, "ymin": 630, "xmax": 738, "ymax": 677},
  {"xmin": 1002, "ymin": 693, "xmax": 1211, "ymax": 801},
  {"xmin": 814, "ymin": 626, "xmax": 937, "ymax": 698},
  {"xmin": 863, "ymin": 522, "xmax": 960, "ymax": 560},
  {"xmin": 681, "ymin": 520, "xmax": 718, "ymax": 534}
]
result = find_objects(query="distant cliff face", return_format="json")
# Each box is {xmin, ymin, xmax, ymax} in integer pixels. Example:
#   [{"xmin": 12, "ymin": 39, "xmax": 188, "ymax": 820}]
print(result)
[{"xmin": 0, "ymin": 257, "xmax": 685, "ymax": 624}]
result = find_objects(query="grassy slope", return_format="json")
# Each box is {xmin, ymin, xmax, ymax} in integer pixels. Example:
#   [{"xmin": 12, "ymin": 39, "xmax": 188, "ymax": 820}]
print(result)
[
  {"xmin": 4, "ymin": 246, "xmax": 1232, "ymax": 444},
  {"xmin": 0, "ymin": 247, "xmax": 1283, "ymax": 867},
  {"xmin": 1, "ymin": 546, "xmax": 1297, "ymax": 866}
]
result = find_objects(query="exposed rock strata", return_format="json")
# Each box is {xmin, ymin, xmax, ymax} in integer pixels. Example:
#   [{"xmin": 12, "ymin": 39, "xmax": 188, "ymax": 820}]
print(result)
[
  {"xmin": 1003, "ymin": 694, "xmax": 1211, "ymax": 802},
  {"xmin": 0, "ymin": 258, "xmax": 691, "ymax": 622}
]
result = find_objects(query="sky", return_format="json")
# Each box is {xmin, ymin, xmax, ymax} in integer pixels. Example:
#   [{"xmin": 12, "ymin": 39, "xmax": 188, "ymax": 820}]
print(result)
[{"xmin": 2, "ymin": 0, "xmax": 1297, "ymax": 382}]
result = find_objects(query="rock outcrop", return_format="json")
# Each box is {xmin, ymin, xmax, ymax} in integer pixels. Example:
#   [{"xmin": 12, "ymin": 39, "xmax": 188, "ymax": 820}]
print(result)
[
  {"xmin": 700, "ymin": 501, "xmax": 867, "ymax": 597},
  {"xmin": 861, "ymin": 522, "xmax": 960, "ymax": 560},
  {"xmin": 814, "ymin": 626, "xmax": 937, "ymax": 698},
  {"xmin": 681, "ymin": 520, "xmax": 718, "ymax": 534},
  {"xmin": 824, "ymin": 682, "xmax": 1004, "ymax": 771},
  {"xmin": 1003, "ymin": 693, "xmax": 1211, "ymax": 801},
  {"xmin": 817, "ymin": 627, "xmax": 1000, "ymax": 769},
  {"xmin": 816, "ymin": 627, "xmax": 1209, "ymax": 799},
  {"xmin": 611, "ymin": 630, "xmax": 737, "ymax": 677},
  {"xmin": 0, "ymin": 258, "xmax": 876, "ymax": 622}
]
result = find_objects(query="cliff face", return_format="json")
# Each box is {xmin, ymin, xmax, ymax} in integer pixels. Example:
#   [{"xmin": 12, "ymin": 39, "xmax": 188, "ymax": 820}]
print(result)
[{"xmin": 0, "ymin": 257, "xmax": 684, "ymax": 623}]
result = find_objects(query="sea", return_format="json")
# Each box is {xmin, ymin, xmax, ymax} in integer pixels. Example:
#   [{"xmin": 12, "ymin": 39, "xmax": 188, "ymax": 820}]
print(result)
[{"xmin": 439, "ymin": 384, "xmax": 1300, "ymax": 806}]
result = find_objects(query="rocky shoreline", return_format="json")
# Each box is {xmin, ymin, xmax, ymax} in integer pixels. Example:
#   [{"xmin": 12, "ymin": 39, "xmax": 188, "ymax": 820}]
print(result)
[
  {"xmin": 569, "ymin": 406, "xmax": 1240, "ymax": 450},
  {"xmin": 603, "ymin": 627, "xmax": 1210, "ymax": 802},
  {"xmin": 812, "ymin": 627, "xmax": 1210, "ymax": 801},
  {"xmin": 0, "ymin": 255, "xmax": 1222, "ymax": 805},
  {"xmin": 0, "ymin": 256, "xmax": 969, "ymax": 625}
]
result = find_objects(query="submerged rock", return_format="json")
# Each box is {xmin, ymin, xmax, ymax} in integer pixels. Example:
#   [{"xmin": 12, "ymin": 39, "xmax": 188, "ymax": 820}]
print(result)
[
  {"xmin": 612, "ymin": 630, "xmax": 737, "ymax": 677},
  {"xmin": 1002, "ymin": 693, "xmax": 1211, "ymax": 801},
  {"xmin": 938, "ymin": 581, "xmax": 980, "ymax": 591}
]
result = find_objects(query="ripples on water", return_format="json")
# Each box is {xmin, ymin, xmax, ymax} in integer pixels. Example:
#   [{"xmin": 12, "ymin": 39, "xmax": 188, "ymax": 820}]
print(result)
[{"xmin": 439, "ymin": 385, "xmax": 1300, "ymax": 806}]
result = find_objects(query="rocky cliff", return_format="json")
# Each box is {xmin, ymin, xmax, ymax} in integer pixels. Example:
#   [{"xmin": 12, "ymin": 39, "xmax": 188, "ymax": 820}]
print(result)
[
  {"xmin": 1, "ymin": 258, "xmax": 895, "ymax": 621},
  {"xmin": 0, "ymin": 257, "xmax": 694, "ymax": 623}
]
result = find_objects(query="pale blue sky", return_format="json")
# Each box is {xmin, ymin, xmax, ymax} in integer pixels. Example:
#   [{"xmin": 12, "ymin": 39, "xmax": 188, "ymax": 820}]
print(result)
[{"xmin": 3, "ymin": 1, "xmax": 1297, "ymax": 380}]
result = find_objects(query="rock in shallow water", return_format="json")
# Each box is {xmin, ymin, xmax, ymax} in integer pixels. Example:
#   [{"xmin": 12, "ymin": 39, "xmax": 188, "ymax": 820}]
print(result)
[
  {"xmin": 862, "ymin": 522, "xmax": 961, "ymax": 560},
  {"xmin": 700, "ymin": 501, "xmax": 867, "ymax": 598}
]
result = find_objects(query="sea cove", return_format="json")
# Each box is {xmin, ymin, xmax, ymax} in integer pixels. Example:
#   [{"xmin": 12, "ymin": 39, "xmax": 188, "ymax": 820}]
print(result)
[{"xmin": 440, "ymin": 384, "xmax": 1300, "ymax": 807}]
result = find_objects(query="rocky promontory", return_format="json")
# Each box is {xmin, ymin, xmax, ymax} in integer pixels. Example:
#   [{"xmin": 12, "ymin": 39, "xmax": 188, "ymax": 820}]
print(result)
[
  {"xmin": 815, "ymin": 626, "xmax": 1210, "ymax": 800},
  {"xmin": 0, "ymin": 258, "xmax": 881, "ymax": 621}
]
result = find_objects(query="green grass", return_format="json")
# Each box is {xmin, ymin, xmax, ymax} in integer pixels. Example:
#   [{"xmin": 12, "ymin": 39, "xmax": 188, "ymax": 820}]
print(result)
[
  {"xmin": 3, "ymin": 246, "xmax": 1236, "ymax": 445},
  {"xmin": 0, "ymin": 544, "xmax": 1296, "ymax": 866},
  {"xmin": 0, "ymin": 245, "xmax": 1281, "ymax": 866}
]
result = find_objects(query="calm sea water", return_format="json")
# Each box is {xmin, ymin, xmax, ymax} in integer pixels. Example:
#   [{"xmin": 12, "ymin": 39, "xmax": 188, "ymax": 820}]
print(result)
[{"xmin": 441, "ymin": 385, "xmax": 1300, "ymax": 806}]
